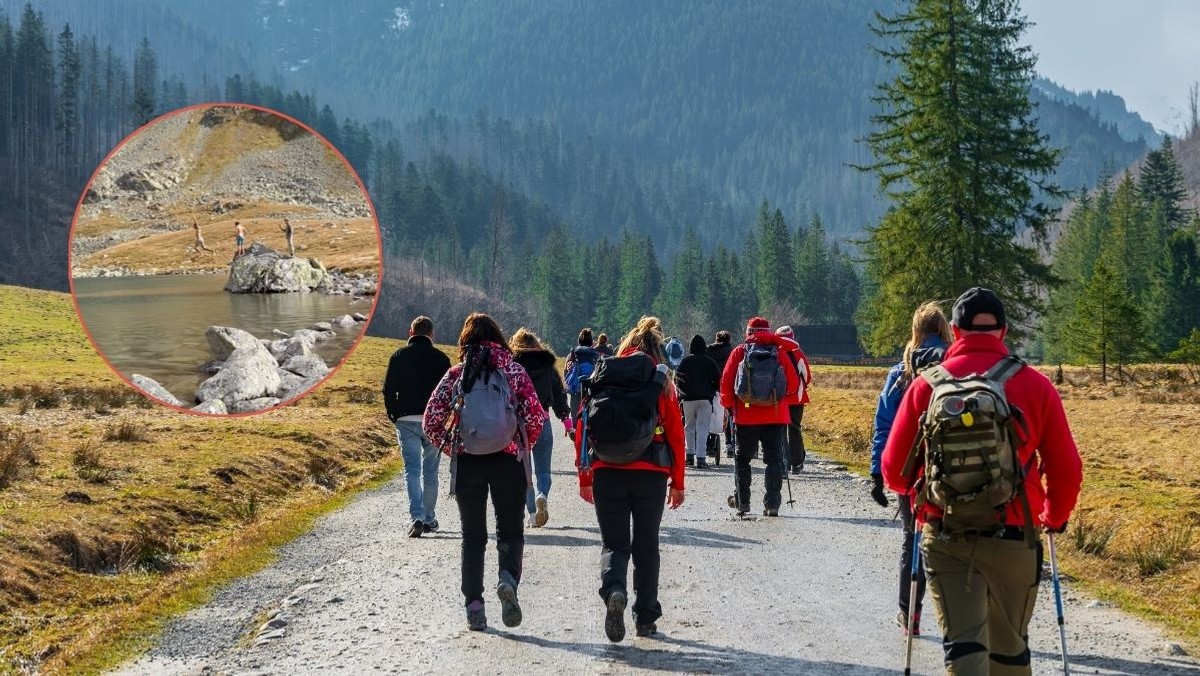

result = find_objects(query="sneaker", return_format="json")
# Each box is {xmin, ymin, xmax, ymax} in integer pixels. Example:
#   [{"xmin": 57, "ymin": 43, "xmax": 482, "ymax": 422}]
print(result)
[
  {"xmin": 696, "ymin": 458, "xmax": 708, "ymax": 469},
  {"xmin": 763, "ymin": 507, "xmax": 779, "ymax": 517},
  {"xmin": 895, "ymin": 610, "xmax": 921, "ymax": 636},
  {"xmin": 790, "ymin": 464, "xmax": 803, "ymax": 475},
  {"xmin": 526, "ymin": 513, "xmax": 537, "ymax": 528},
  {"xmin": 635, "ymin": 622, "xmax": 657, "ymax": 637},
  {"xmin": 467, "ymin": 600, "xmax": 487, "ymax": 631},
  {"xmin": 497, "ymin": 573, "xmax": 522, "ymax": 628},
  {"xmin": 408, "ymin": 519, "xmax": 424, "ymax": 538},
  {"xmin": 736, "ymin": 503, "xmax": 750, "ymax": 516},
  {"xmin": 534, "ymin": 495, "xmax": 549, "ymax": 528},
  {"xmin": 423, "ymin": 519, "xmax": 439, "ymax": 533},
  {"xmin": 605, "ymin": 591, "xmax": 628, "ymax": 643},
  {"xmin": 685, "ymin": 454, "xmax": 695, "ymax": 467}
]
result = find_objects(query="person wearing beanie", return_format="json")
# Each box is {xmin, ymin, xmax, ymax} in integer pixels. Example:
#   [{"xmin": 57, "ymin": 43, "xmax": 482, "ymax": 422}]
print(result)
[
  {"xmin": 718, "ymin": 317, "xmax": 801, "ymax": 516},
  {"xmin": 882, "ymin": 288, "xmax": 1083, "ymax": 674},
  {"xmin": 775, "ymin": 326, "xmax": 812, "ymax": 474}
]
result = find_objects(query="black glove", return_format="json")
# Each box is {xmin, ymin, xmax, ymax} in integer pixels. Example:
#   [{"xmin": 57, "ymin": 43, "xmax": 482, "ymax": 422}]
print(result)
[
  {"xmin": 870, "ymin": 473, "xmax": 888, "ymax": 507},
  {"xmin": 1045, "ymin": 520, "xmax": 1069, "ymax": 534}
]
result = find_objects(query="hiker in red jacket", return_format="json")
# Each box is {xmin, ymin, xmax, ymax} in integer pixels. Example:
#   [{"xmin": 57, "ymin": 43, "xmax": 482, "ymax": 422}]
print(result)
[
  {"xmin": 881, "ymin": 288, "xmax": 1083, "ymax": 675},
  {"xmin": 776, "ymin": 326, "xmax": 812, "ymax": 474},
  {"xmin": 576, "ymin": 316, "xmax": 686, "ymax": 642},
  {"xmin": 719, "ymin": 317, "xmax": 800, "ymax": 516}
]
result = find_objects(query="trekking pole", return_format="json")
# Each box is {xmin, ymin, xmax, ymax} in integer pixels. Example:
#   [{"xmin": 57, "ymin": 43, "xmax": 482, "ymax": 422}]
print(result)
[
  {"xmin": 1048, "ymin": 532, "xmax": 1071, "ymax": 675},
  {"xmin": 904, "ymin": 526, "xmax": 921, "ymax": 676},
  {"xmin": 782, "ymin": 439, "xmax": 795, "ymax": 508}
]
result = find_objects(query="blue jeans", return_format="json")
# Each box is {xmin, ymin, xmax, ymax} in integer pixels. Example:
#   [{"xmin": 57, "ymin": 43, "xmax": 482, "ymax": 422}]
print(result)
[
  {"xmin": 525, "ymin": 414, "xmax": 554, "ymax": 513},
  {"xmin": 396, "ymin": 420, "xmax": 440, "ymax": 523}
]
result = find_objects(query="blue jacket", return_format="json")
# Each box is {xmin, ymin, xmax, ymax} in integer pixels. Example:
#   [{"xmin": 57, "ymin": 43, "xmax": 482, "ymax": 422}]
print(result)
[{"xmin": 869, "ymin": 336, "xmax": 947, "ymax": 475}]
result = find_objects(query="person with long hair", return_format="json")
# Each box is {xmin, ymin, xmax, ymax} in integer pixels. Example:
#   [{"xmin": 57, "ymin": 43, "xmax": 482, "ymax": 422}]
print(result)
[
  {"xmin": 868, "ymin": 301, "xmax": 953, "ymax": 635},
  {"xmin": 511, "ymin": 328, "xmax": 570, "ymax": 528},
  {"xmin": 575, "ymin": 316, "xmax": 686, "ymax": 642},
  {"xmin": 423, "ymin": 313, "xmax": 545, "ymax": 632}
]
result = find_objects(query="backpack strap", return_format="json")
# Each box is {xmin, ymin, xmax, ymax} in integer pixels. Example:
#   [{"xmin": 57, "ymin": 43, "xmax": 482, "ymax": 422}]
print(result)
[
  {"xmin": 917, "ymin": 364, "xmax": 955, "ymax": 389},
  {"xmin": 984, "ymin": 355, "xmax": 1024, "ymax": 385}
]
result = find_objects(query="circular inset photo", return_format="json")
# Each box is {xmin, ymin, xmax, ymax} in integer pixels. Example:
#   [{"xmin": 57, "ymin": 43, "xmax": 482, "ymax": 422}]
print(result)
[{"xmin": 69, "ymin": 103, "xmax": 382, "ymax": 416}]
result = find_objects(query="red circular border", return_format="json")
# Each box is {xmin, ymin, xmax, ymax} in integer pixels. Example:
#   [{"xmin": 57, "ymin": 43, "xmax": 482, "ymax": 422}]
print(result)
[{"xmin": 67, "ymin": 102, "xmax": 386, "ymax": 418}]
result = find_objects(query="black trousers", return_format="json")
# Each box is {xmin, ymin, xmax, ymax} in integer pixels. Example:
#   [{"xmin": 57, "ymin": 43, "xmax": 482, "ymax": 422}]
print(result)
[
  {"xmin": 898, "ymin": 498, "xmax": 927, "ymax": 617},
  {"xmin": 786, "ymin": 404, "xmax": 806, "ymax": 468},
  {"xmin": 455, "ymin": 452, "xmax": 527, "ymax": 606},
  {"xmin": 735, "ymin": 424, "xmax": 785, "ymax": 509},
  {"xmin": 593, "ymin": 468, "xmax": 668, "ymax": 625}
]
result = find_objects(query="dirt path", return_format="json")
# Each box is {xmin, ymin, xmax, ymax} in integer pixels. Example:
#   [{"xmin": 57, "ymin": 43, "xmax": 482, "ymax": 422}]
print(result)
[{"xmin": 116, "ymin": 432, "xmax": 1200, "ymax": 675}]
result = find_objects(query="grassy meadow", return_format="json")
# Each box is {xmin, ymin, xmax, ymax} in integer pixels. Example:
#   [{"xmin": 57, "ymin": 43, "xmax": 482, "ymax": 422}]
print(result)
[
  {"xmin": 805, "ymin": 363, "xmax": 1200, "ymax": 649},
  {"xmin": 0, "ymin": 285, "xmax": 409, "ymax": 674}
]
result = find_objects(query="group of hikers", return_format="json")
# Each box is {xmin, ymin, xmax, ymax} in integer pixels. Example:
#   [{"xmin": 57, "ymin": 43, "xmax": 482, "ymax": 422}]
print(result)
[
  {"xmin": 381, "ymin": 286, "xmax": 1082, "ymax": 675},
  {"xmin": 188, "ymin": 217, "xmax": 296, "ymax": 258}
]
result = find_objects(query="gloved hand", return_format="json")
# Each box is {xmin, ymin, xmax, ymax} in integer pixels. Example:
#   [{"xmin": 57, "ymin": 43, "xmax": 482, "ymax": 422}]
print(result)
[
  {"xmin": 562, "ymin": 418, "xmax": 573, "ymax": 438},
  {"xmin": 870, "ymin": 473, "xmax": 889, "ymax": 507},
  {"xmin": 1044, "ymin": 520, "xmax": 1069, "ymax": 534}
]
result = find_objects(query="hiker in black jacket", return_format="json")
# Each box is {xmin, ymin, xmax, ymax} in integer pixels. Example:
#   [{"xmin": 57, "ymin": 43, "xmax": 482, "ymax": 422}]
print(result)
[
  {"xmin": 512, "ymin": 328, "xmax": 571, "ymax": 528},
  {"xmin": 707, "ymin": 331, "xmax": 735, "ymax": 457},
  {"xmin": 676, "ymin": 335, "xmax": 720, "ymax": 468},
  {"xmin": 383, "ymin": 316, "xmax": 453, "ymax": 538}
]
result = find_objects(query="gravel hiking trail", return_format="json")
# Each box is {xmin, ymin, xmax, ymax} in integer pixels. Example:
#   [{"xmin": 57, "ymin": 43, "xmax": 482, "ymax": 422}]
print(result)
[{"xmin": 117, "ymin": 433, "xmax": 1200, "ymax": 675}]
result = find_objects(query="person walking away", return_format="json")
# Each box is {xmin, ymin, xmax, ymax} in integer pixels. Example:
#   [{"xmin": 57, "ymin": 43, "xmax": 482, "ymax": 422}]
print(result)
[
  {"xmin": 278, "ymin": 218, "xmax": 296, "ymax": 257},
  {"xmin": 190, "ymin": 217, "xmax": 214, "ymax": 255},
  {"xmin": 565, "ymin": 328, "xmax": 601, "ymax": 429},
  {"xmin": 233, "ymin": 221, "xmax": 246, "ymax": 257},
  {"xmin": 383, "ymin": 316, "xmax": 453, "ymax": 538},
  {"xmin": 867, "ymin": 302, "xmax": 951, "ymax": 636},
  {"xmin": 882, "ymin": 288, "xmax": 1082, "ymax": 675},
  {"xmin": 575, "ymin": 316, "xmax": 686, "ymax": 642},
  {"xmin": 596, "ymin": 333, "xmax": 615, "ymax": 357},
  {"xmin": 675, "ymin": 335, "xmax": 719, "ymax": 468},
  {"xmin": 719, "ymin": 317, "xmax": 799, "ymax": 516},
  {"xmin": 707, "ymin": 331, "xmax": 735, "ymax": 458},
  {"xmin": 775, "ymin": 326, "xmax": 812, "ymax": 474},
  {"xmin": 511, "ymin": 328, "xmax": 571, "ymax": 528},
  {"xmin": 663, "ymin": 335, "xmax": 685, "ymax": 371},
  {"xmin": 424, "ymin": 313, "xmax": 545, "ymax": 632}
]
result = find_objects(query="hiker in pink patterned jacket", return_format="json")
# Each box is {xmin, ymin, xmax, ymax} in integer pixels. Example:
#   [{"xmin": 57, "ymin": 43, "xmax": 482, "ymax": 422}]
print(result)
[{"xmin": 423, "ymin": 312, "xmax": 545, "ymax": 632}]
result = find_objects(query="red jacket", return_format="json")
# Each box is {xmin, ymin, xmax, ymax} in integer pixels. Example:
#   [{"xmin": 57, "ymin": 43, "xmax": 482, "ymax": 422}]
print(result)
[
  {"xmin": 719, "ymin": 332, "xmax": 801, "ymax": 426},
  {"xmin": 781, "ymin": 343, "xmax": 813, "ymax": 406},
  {"xmin": 575, "ymin": 347, "xmax": 686, "ymax": 491},
  {"xmin": 881, "ymin": 333, "xmax": 1082, "ymax": 530}
]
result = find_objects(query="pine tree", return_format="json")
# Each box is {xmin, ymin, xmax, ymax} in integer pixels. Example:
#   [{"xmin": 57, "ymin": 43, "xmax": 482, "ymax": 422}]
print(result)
[
  {"xmin": 795, "ymin": 213, "xmax": 832, "ymax": 323},
  {"xmin": 1065, "ymin": 261, "xmax": 1145, "ymax": 383},
  {"xmin": 857, "ymin": 0, "xmax": 1062, "ymax": 354},
  {"xmin": 753, "ymin": 201, "xmax": 795, "ymax": 313},
  {"xmin": 1102, "ymin": 172, "xmax": 1155, "ymax": 301},
  {"xmin": 1138, "ymin": 136, "xmax": 1188, "ymax": 231},
  {"xmin": 130, "ymin": 37, "xmax": 156, "ymax": 125},
  {"xmin": 1149, "ymin": 225, "xmax": 1200, "ymax": 353},
  {"xmin": 55, "ymin": 23, "xmax": 79, "ymax": 177}
]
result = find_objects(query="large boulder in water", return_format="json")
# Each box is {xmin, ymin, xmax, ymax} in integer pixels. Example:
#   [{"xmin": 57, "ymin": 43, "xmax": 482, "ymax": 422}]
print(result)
[
  {"xmin": 224, "ymin": 242, "xmax": 330, "ymax": 293},
  {"xmin": 206, "ymin": 326, "xmax": 260, "ymax": 361},
  {"xmin": 195, "ymin": 343, "xmax": 282, "ymax": 407},
  {"xmin": 130, "ymin": 374, "xmax": 183, "ymax": 407},
  {"xmin": 282, "ymin": 354, "xmax": 330, "ymax": 380}
]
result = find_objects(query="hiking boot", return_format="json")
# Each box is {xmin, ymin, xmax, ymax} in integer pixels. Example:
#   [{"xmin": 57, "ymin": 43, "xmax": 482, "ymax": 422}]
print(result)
[
  {"xmin": 635, "ymin": 622, "xmax": 657, "ymax": 637},
  {"xmin": 790, "ymin": 464, "xmax": 803, "ymax": 475},
  {"xmin": 605, "ymin": 590, "xmax": 628, "ymax": 643},
  {"xmin": 497, "ymin": 572, "xmax": 522, "ymax": 628},
  {"xmin": 696, "ymin": 458, "xmax": 708, "ymax": 469},
  {"xmin": 685, "ymin": 454, "xmax": 695, "ymax": 467},
  {"xmin": 896, "ymin": 610, "xmax": 920, "ymax": 636},
  {"xmin": 763, "ymin": 507, "xmax": 779, "ymax": 517},
  {"xmin": 408, "ymin": 519, "xmax": 424, "ymax": 538},
  {"xmin": 534, "ymin": 494, "xmax": 549, "ymax": 528},
  {"xmin": 467, "ymin": 600, "xmax": 487, "ymax": 631},
  {"xmin": 423, "ymin": 519, "xmax": 439, "ymax": 533}
]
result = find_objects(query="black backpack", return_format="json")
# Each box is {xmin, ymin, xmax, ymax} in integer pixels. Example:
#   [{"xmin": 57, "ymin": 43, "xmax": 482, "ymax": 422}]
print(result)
[{"xmin": 584, "ymin": 353, "xmax": 669, "ymax": 465}]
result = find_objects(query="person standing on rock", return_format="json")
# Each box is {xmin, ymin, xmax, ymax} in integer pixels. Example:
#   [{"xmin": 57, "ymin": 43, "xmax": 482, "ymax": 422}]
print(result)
[
  {"xmin": 278, "ymin": 218, "xmax": 296, "ymax": 257},
  {"xmin": 233, "ymin": 221, "xmax": 247, "ymax": 257},
  {"xmin": 675, "ymin": 334, "xmax": 719, "ymax": 469},
  {"xmin": 882, "ymin": 288, "xmax": 1083, "ymax": 675},
  {"xmin": 423, "ymin": 313, "xmax": 545, "ymax": 632},
  {"xmin": 511, "ymin": 328, "xmax": 571, "ymax": 528},
  {"xmin": 383, "ymin": 316, "xmax": 452, "ymax": 538},
  {"xmin": 575, "ymin": 316, "xmax": 685, "ymax": 642},
  {"xmin": 190, "ymin": 217, "xmax": 214, "ymax": 255},
  {"xmin": 775, "ymin": 326, "xmax": 812, "ymax": 475},
  {"xmin": 719, "ymin": 317, "xmax": 800, "ymax": 517},
  {"xmin": 868, "ymin": 302, "xmax": 952, "ymax": 636}
]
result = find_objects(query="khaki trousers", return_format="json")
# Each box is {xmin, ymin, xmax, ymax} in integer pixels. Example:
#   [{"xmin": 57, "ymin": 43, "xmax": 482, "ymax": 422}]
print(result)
[{"xmin": 922, "ymin": 524, "xmax": 1043, "ymax": 675}]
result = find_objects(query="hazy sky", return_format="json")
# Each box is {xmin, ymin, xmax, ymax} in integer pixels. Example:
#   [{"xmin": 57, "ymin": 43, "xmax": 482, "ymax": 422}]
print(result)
[{"xmin": 1023, "ymin": 0, "xmax": 1200, "ymax": 134}]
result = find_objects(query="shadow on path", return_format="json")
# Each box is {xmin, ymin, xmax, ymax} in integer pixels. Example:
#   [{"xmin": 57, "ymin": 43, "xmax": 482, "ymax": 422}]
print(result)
[
  {"xmin": 661, "ymin": 526, "xmax": 763, "ymax": 549},
  {"xmin": 797, "ymin": 514, "xmax": 899, "ymax": 529},
  {"xmin": 1032, "ymin": 650, "xmax": 1200, "ymax": 675}
]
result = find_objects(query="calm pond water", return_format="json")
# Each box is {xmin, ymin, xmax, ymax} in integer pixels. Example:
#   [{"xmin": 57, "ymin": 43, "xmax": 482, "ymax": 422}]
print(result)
[{"xmin": 74, "ymin": 274, "xmax": 369, "ymax": 404}]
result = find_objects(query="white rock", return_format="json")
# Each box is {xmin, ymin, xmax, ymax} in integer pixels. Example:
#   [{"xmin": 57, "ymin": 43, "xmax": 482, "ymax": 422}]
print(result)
[
  {"xmin": 192, "ymin": 399, "xmax": 228, "ymax": 415},
  {"xmin": 282, "ymin": 354, "xmax": 330, "ymax": 380},
  {"xmin": 206, "ymin": 326, "xmax": 261, "ymax": 362},
  {"xmin": 130, "ymin": 374, "xmax": 183, "ymax": 407},
  {"xmin": 196, "ymin": 343, "xmax": 283, "ymax": 407}
]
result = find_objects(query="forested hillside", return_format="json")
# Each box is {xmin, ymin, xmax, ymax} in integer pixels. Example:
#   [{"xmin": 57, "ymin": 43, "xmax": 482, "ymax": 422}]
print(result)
[
  {"xmin": 1034, "ymin": 76, "xmax": 1160, "ymax": 147},
  {"xmin": 17, "ymin": 0, "xmax": 1150, "ymax": 238}
]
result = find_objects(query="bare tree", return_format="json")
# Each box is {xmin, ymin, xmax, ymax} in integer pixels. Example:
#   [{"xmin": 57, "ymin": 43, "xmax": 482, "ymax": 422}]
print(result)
[
  {"xmin": 1189, "ymin": 81, "xmax": 1199, "ymax": 139},
  {"xmin": 485, "ymin": 188, "xmax": 513, "ymax": 297}
]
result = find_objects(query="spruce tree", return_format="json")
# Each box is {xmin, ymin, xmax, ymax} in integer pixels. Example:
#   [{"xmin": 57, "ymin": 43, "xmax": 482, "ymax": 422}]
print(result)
[
  {"xmin": 858, "ymin": 0, "xmax": 1062, "ymax": 354},
  {"xmin": 753, "ymin": 202, "xmax": 795, "ymax": 314},
  {"xmin": 795, "ymin": 213, "xmax": 832, "ymax": 323},
  {"xmin": 1065, "ymin": 261, "xmax": 1145, "ymax": 383},
  {"xmin": 130, "ymin": 37, "xmax": 156, "ymax": 126},
  {"xmin": 55, "ymin": 24, "xmax": 79, "ymax": 177},
  {"xmin": 1138, "ymin": 136, "xmax": 1188, "ymax": 231}
]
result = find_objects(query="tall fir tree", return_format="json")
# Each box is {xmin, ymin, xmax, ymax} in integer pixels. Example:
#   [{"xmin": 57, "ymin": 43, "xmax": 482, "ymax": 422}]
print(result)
[
  {"xmin": 753, "ymin": 201, "xmax": 795, "ymax": 313},
  {"xmin": 1065, "ymin": 260, "xmax": 1145, "ymax": 382},
  {"xmin": 857, "ymin": 0, "xmax": 1062, "ymax": 354},
  {"xmin": 795, "ymin": 213, "xmax": 832, "ymax": 323},
  {"xmin": 130, "ymin": 37, "xmax": 156, "ymax": 126},
  {"xmin": 55, "ymin": 23, "xmax": 79, "ymax": 177},
  {"xmin": 1138, "ymin": 136, "xmax": 1189, "ymax": 231}
]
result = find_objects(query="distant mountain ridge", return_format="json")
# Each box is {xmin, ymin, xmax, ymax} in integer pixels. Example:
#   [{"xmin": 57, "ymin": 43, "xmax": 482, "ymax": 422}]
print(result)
[{"xmin": 1034, "ymin": 76, "xmax": 1161, "ymax": 147}]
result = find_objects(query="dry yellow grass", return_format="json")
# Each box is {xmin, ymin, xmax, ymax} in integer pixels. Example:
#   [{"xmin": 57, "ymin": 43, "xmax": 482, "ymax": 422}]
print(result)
[
  {"xmin": 73, "ymin": 215, "xmax": 380, "ymax": 275},
  {"xmin": 806, "ymin": 363, "xmax": 1200, "ymax": 650},
  {"xmin": 0, "ymin": 285, "xmax": 410, "ymax": 674}
]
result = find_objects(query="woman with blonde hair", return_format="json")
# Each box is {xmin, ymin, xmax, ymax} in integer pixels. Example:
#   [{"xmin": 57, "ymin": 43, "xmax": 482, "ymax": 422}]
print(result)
[
  {"xmin": 424, "ymin": 313, "xmax": 545, "ymax": 632},
  {"xmin": 867, "ymin": 301, "xmax": 953, "ymax": 636},
  {"xmin": 510, "ymin": 328, "xmax": 570, "ymax": 528},
  {"xmin": 574, "ymin": 316, "xmax": 685, "ymax": 642}
]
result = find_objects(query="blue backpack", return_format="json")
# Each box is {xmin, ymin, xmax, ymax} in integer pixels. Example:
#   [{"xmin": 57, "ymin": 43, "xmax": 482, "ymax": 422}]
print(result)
[{"xmin": 565, "ymin": 346, "xmax": 599, "ymax": 394}]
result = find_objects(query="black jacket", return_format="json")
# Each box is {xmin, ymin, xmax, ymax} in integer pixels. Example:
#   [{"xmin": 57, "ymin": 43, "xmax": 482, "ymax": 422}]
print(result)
[
  {"xmin": 514, "ymin": 348, "xmax": 569, "ymax": 419},
  {"xmin": 382, "ymin": 335, "xmax": 452, "ymax": 421},
  {"xmin": 707, "ymin": 340, "xmax": 734, "ymax": 374},
  {"xmin": 676, "ymin": 336, "xmax": 720, "ymax": 401}
]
